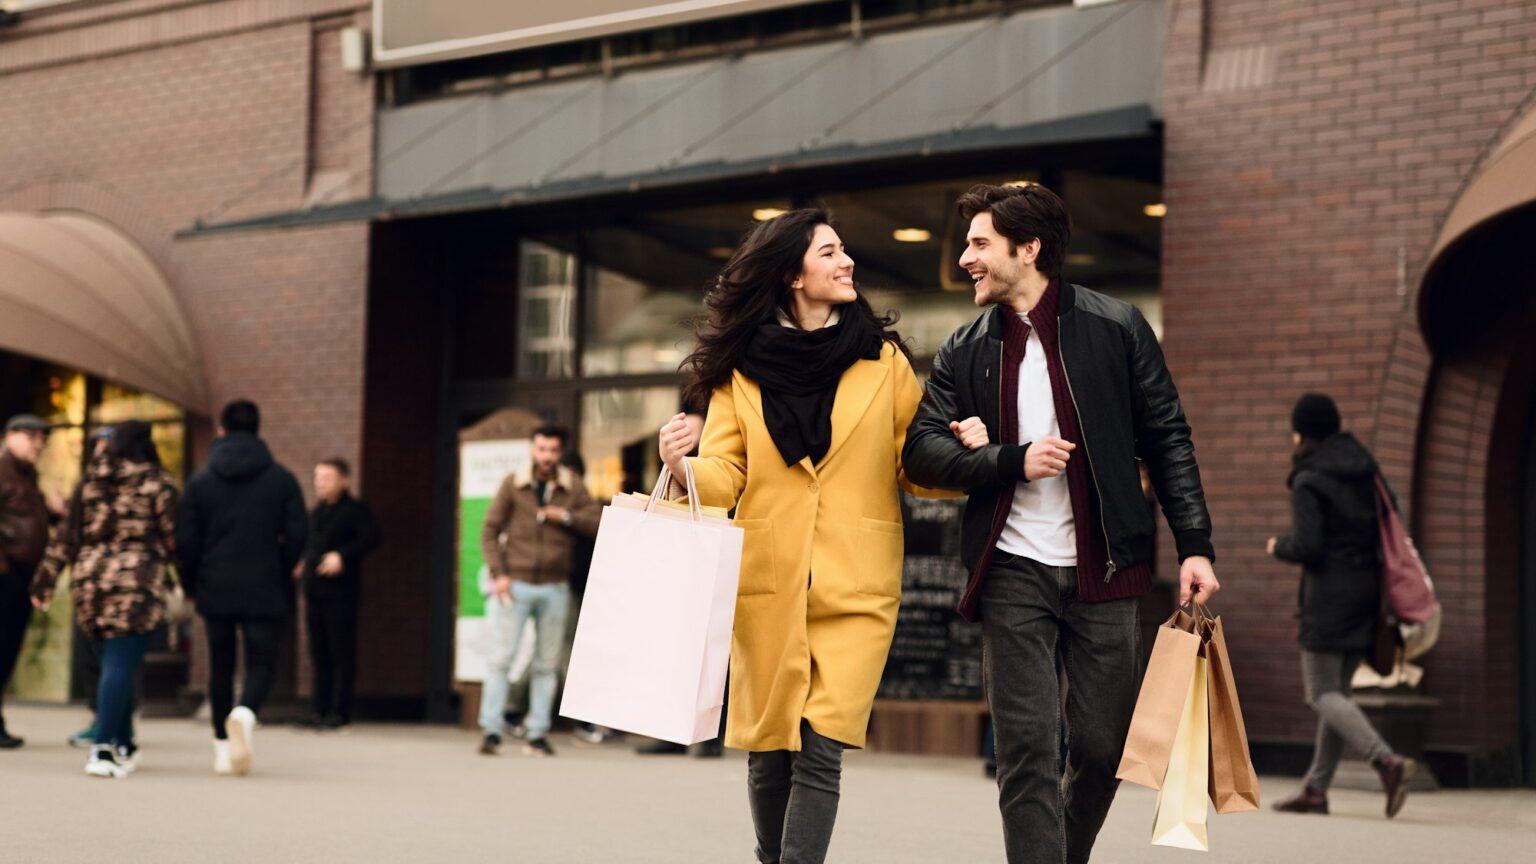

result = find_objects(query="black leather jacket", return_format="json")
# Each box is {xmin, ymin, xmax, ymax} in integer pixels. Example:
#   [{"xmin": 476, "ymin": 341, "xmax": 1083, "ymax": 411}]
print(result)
[{"xmin": 902, "ymin": 283, "xmax": 1214, "ymax": 583}]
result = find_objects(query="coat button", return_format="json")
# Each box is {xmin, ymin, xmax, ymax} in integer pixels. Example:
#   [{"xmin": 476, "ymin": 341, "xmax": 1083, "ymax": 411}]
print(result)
[{"xmin": 808, "ymin": 482, "xmax": 820, "ymax": 493}]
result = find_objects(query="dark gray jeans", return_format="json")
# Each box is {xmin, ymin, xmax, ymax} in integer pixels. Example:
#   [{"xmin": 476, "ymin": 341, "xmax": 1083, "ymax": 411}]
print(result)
[
  {"xmin": 981, "ymin": 552, "xmax": 1141, "ymax": 864},
  {"xmin": 1301, "ymin": 650, "xmax": 1394, "ymax": 789},
  {"xmin": 747, "ymin": 719, "xmax": 845, "ymax": 864}
]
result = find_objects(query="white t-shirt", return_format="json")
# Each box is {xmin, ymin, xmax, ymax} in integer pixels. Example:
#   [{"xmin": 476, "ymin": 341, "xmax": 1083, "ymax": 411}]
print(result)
[{"xmin": 995, "ymin": 316, "xmax": 1077, "ymax": 566}]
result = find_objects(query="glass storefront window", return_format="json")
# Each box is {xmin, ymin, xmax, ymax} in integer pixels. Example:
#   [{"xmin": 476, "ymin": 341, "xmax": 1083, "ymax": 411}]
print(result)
[
  {"xmin": 582, "ymin": 262, "xmax": 697, "ymax": 376},
  {"xmin": 518, "ymin": 239, "xmax": 578, "ymax": 379},
  {"xmin": 93, "ymin": 383, "xmax": 187, "ymax": 478},
  {"xmin": 579, "ymin": 200, "xmax": 790, "ymax": 376},
  {"xmin": 579, "ymin": 386, "xmax": 681, "ymax": 501}
]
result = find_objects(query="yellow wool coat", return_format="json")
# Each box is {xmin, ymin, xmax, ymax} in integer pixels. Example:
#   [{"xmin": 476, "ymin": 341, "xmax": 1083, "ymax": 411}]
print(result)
[{"xmin": 687, "ymin": 341, "xmax": 956, "ymax": 752}]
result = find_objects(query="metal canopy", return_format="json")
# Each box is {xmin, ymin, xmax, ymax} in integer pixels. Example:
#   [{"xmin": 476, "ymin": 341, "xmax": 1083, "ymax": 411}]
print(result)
[{"xmin": 184, "ymin": 0, "xmax": 1163, "ymax": 236}]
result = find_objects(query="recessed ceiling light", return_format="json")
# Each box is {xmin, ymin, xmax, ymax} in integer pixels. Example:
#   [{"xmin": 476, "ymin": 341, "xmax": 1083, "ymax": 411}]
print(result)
[
  {"xmin": 753, "ymin": 207, "xmax": 787, "ymax": 221},
  {"xmin": 1066, "ymin": 253, "xmax": 1095, "ymax": 266},
  {"xmin": 1143, "ymin": 203, "xmax": 1167, "ymax": 218},
  {"xmin": 892, "ymin": 228, "xmax": 932, "ymax": 243}
]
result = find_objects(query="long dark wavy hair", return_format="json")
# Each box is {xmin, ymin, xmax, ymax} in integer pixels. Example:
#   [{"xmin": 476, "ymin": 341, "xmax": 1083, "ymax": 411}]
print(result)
[
  {"xmin": 108, "ymin": 420, "xmax": 162, "ymax": 467},
  {"xmin": 680, "ymin": 207, "xmax": 905, "ymax": 410}
]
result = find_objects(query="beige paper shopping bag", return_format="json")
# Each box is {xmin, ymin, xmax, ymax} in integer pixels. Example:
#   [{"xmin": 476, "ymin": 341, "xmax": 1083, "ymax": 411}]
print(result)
[
  {"xmin": 1202, "ymin": 613, "xmax": 1261, "ymax": 813},
  {"xmin": 1117, "ymin": 610, "xmax": 1202, "ymax": 789},
  {"xmin": 1151, "ymin": 655, "xmax": 1211, "ymax": 851}
]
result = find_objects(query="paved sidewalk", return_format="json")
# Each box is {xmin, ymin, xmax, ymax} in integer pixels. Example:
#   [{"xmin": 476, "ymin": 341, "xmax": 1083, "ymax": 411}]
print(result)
[{"xmin": 1, "ymin": 704, "xmax": 1532, "ymax": 863}]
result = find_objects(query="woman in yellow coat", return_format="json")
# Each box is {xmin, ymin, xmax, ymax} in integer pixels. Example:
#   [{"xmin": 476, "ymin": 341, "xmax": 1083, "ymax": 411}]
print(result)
[{"xmin": 659, "ymin": 208, "xmax": 953, "ymax": 864}]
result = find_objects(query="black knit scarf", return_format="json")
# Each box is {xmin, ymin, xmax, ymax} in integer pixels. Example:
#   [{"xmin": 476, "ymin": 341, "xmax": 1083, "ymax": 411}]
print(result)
[{"xmin": 738, "ymin": 306, "xmax": 883, "ymax": 467}]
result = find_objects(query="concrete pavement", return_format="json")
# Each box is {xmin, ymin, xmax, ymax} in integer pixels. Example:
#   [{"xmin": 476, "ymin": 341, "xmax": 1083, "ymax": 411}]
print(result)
[{"xmin": 1, "ymin": 704, "xmax": 1532, "ymax": 863}]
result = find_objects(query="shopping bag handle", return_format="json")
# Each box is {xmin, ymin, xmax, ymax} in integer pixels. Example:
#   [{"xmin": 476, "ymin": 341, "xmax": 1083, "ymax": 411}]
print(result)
[{"xmin": 645, "ymin": 460, "xmax": 704, "ymax": 524}]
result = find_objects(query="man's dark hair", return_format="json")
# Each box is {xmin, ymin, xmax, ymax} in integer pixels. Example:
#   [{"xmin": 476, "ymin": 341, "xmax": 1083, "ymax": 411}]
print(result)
[
  {"xmin": 219, "ymin": 399, "xmax": 260, "ymax": 434},
  {"xmin": 319, "ymin": 456, "xmax": 351, "ymax": 477},
  {"xmin": 956, "ymin": 183, "xmax": 1072, "ymax": 279},
  {"xmin": 531, "ymin": 425, "xmax": 568, "ymax": 446}
]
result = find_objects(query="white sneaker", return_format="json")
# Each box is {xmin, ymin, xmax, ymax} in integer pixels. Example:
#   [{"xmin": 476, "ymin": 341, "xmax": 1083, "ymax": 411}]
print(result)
[
  {"xmin": 213, "ymin": 739, "xmax": 232, "ymax": 775},
  {"xmin": 226, "ymin": 707, "xmax": 255, "ymax": 776},
  {"xmin": 85, "ymin": 746, "xmax": 127, "ymax": 779},
  {"xmin": 116, "ymin": 745, "xmax": 140, "ymax": 775}
]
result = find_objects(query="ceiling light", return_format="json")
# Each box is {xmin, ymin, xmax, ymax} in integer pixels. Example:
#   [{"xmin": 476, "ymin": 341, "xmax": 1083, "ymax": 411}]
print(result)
[
  {"xmin": 753, "ymin": 207, "xmax": 787, "ymax": 221},
  {"xmin": 892, "ymin": 228, "xmax": 932, "ymax": 243},
  {"xmin": 1143, "ymin": 203, "xmax": 1167, "ymax": 218},
  {"xmin": 1066, "ymin": 253, "xmax": 1095, "ymax": 266},
  {"xmin": 1003, "ymin": 179, "xmax": 1036, "ymax": 188}
]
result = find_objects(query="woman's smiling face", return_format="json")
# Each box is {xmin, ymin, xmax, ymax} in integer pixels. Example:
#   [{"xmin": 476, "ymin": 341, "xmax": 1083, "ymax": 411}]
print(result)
[{"xmin": 795, "ymin": 223, "xmax": 857, "ymax": 305}]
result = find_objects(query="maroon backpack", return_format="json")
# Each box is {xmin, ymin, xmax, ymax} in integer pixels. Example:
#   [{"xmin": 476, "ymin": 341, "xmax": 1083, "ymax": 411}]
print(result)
[{"xmin": 1372, "ymin": 474, "xmax": 1438, "ymax": 625}]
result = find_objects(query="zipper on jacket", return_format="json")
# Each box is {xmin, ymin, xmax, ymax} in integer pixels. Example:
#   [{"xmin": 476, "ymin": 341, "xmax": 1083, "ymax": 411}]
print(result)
[
  {"xmin": 994, "ymin": 339, "xmax": 1004, "ymax": 442},
  {"xmin": 1056, "ymin": 340, "xmax": 1117, "ymax": 582}
]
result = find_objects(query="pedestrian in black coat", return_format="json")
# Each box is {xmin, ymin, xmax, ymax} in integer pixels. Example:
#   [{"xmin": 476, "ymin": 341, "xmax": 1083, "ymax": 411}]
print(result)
[
  {"xmin": 1267, "ymin": 393, "xmax": 1415, "ymax": 818},
  {"xmin": 175, "ymin": 400, "xmax": 306, "ymax": 776},
  {"xmin": 293, "ymin": 456, "xmax": 379, "ymax": 728}
]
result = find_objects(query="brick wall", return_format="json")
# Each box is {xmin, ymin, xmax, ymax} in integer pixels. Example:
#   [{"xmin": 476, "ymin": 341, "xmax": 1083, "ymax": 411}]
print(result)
[
  {"xmin": 0, "ymin": 0, "xmax": 376, "ymax": 700},
  {"xmin": 1161, "ymin": 0, "xmax": 1536, "ymax": 760}
]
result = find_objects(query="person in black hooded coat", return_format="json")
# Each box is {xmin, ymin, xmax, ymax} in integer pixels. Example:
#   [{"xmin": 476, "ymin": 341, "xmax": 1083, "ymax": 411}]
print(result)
[
  {"xmin": 1267, "ymin": 393, "xmax": 1415, "ymax": 819},
  {"xmin": 176, "ymin": 400, "xmax": 307, "ymax": 776}
]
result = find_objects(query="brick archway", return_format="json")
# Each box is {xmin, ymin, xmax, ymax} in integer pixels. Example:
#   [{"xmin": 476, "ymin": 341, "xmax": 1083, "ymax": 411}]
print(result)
[{"xmin": 1409, "ymin": 202, "xmax": 1536, "ymax": 784}]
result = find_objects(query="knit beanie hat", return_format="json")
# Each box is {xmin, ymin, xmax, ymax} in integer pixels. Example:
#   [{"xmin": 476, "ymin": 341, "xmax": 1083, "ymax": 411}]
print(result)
[{"xmin": 1291, "ymin": 393, "xmax": 1341, "ymax": 440}]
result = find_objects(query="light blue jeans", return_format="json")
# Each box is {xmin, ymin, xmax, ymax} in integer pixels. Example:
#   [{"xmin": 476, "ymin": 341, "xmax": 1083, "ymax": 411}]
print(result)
[{"xmin": 478, "ymin": 581, "xmax": 570, "ymax": 741}]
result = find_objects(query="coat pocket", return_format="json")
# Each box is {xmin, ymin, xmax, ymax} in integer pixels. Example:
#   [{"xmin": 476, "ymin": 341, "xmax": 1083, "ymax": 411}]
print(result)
[
  {"xmin": 855, "ymin": 517, "xmax": 905, "ymax": 598},
  {"xmin": 734, "ymin": 518, "xmax": 778, "ymax": 596}
]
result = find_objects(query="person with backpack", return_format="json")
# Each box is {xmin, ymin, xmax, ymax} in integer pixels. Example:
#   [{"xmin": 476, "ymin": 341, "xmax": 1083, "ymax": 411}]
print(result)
[{"xmin": 1267, "ymin": 393, "xmax": 1416, "ymax": 818}]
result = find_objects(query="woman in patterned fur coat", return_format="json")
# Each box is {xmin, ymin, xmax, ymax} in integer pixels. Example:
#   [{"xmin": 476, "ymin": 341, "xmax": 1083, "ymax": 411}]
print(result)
[{"xmin": 31, "ymin": 420, "xmax": 178, "ymax": 779}]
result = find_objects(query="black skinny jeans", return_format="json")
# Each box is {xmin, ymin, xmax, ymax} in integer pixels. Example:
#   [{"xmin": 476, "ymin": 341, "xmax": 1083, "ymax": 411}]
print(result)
[
  {"xmin": 204, "ymin": 616, "xmax": 281, "ymax": 739},
  {"xmin": 306, "ymin": 596, "xmax": 358, "ymax": 720},
  {"xmin": 747, "ymin": 719, "xmax": 845, "ymax": 864}
]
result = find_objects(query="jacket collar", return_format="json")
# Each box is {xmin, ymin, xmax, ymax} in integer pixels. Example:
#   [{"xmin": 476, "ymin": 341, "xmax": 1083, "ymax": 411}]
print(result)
[
  {"xmin": 983, "ymin": 281, "xmax": 1078, "ymax": 340},
  {"xmin": 0, "ymin": 449, "xmax": 36, "ymax": 481},
  {"xmin": 510, "ymin": 463, "xmax": 575, "ymax": 492}
]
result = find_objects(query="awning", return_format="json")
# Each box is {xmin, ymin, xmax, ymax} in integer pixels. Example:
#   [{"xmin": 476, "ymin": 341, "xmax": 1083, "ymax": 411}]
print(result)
[
  {"xmin": 0, "ymin": 211, "xmax": 208, "ymax": 412},
  {"xmin": 1426, "ymin": 103, "xmax": 1536, "ymax": 263},
  {"xmin": 184, "ymin": 0, "xmax": 1163, "ymax": 235}
]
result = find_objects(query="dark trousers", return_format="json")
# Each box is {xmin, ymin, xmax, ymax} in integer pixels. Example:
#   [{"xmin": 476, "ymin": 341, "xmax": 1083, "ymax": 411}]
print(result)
[
  {"xmin": 96, "ymin": 633, "xmax": 150, "ymax": 747},
  {"xmin": 747, "ymin": 719, "xmax": 845, "ymax": 864},
  {"xmin": 204, "ymin": 616, "xmax": 282, "ymax": 739},
  {"xmin": 981, "ymin": 552, "xmax": 1142, "ymax": 864},
  {"xmin": 0, "ymin": 573, "xmax": 33, "ymax": 730},
  {"xmin": 305, "ymin": 595, "xmax": 358, "ymax": 720}
]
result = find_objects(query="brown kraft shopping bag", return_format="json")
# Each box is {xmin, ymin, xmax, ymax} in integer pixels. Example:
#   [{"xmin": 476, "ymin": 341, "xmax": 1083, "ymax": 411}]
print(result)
[
  {"xmin": 1201, "ymin": 610, "xmax": 1261, "ymax": 813},
  {"xmin": 1117, "ymin": 609, "xmax": 1202, "ymax": 790}
]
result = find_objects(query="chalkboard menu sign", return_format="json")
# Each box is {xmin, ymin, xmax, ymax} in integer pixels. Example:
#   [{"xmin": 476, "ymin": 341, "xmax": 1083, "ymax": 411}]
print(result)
[{"xmin": 877, "ymin": 494, "xmax": 984, "ymax": 700}]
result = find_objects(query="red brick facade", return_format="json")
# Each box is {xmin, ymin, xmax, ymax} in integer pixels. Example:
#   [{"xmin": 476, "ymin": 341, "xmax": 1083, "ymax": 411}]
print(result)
[
  {"xmin": 1161, "ymin": 0, "xmax": 1536, "ymax": 778},
  {"xmin": 0, "ymin": 0, "xmax": 393, "ymax": 697},
  {"xmin": 5, "ymin": 1, "xmax": 1535, "ymax": 775}
]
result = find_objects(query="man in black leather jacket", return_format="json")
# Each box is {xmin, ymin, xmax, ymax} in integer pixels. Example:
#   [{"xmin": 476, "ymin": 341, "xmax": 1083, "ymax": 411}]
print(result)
[{"xmin": 902, "ymin": 183, "xmax": 1219, "ymax": 863}]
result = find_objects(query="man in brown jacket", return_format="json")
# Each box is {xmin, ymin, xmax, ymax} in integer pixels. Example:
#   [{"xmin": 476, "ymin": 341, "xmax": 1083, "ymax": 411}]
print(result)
[
  {"xmin": 476, "ymin": 425, "xmax": 600, "ymax": 757},
  {"xmin": 0, "ymin": 414, "xmax": 54, "ymax": 749}
]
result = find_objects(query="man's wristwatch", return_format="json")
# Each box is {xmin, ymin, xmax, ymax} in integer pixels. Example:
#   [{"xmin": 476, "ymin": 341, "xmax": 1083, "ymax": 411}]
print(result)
[{"xmin": 560, "ymin": 510, "xmax": 573, "ymax": 527}]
